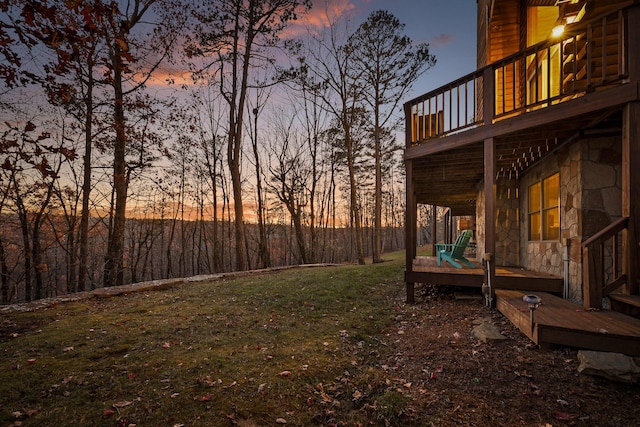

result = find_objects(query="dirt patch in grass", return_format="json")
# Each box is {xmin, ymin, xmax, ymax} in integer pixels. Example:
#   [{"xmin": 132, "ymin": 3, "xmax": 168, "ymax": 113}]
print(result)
[{"xmin": 1, "ymin": 255, "xmax": 638, "ymax": 426}]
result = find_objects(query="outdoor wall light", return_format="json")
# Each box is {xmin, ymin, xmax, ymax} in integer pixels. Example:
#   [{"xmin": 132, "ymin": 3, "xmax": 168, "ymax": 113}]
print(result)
[
  {"xmin": 552, "ymin": 24, "xmax": 565, "ymax": 37},
  {"xmin": 523, "ymin": 294, "xmax": 542, "ymax": 334}
]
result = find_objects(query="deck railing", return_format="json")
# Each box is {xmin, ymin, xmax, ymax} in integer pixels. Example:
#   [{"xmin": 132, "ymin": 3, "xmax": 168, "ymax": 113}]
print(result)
[
  {"xmin": 582, "ymin": 216, "xmax": 629, "ymax": 309},
  {"xmin": 405, "ymin": 5, "xmax": 630, "ymax": 147}
]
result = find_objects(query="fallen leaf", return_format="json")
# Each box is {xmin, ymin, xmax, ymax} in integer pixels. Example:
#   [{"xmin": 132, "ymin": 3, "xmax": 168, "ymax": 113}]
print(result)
[
  {"xmin": 196, "ymin": 393, "xmax": 211, "ymax": 402},
  {"xmin": 162, "ymin": 342, "xmax": 171, "ymax": 348},
  {"xmin": 556, "ymin": 411, "xmax": 575, "ymax": 421},
  {"xmin": 275, "ymin": 418, "xmax": 287, "ymax": 424},
  {"xmin": 279, "ymin": 370, "xmax": 292, "ymax": 377},
  {"xmin": 557, "ymin": 399, "xmax": 569, "ymax": 406},
  {"xmin": 113, "ymin": 401, "xmax": 132, "ymax": 408},
  {"xmin": 103, "ymin": 409, "xmax": 115, "ymax": 417}
]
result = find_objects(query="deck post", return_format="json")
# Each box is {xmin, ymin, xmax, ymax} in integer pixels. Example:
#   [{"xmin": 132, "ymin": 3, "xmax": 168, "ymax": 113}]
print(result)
[
  {"xmin": 431, "ymin": 204, "xmax": 437, "ymax": 255},
  {"xmin": 622, "ymin": 101, "xmax": 640, "ymax": 296},
  {"xmin": 405, "ymin": 160, "xmax": 417, "ymax": 304},
  {"xmin": 622, "ymin": 6, "xmax": 640, "ymax": 295},
  {"xmin": 404, "ymin": 101, "xmax": 417, "ymax": 304},
  {"xmin": 582, "ymin": 244, "xmax": 603, "ymax": 308},
  {"xmin": 484, "ymin": 137, "xmax": 497, "ymax": 307}
]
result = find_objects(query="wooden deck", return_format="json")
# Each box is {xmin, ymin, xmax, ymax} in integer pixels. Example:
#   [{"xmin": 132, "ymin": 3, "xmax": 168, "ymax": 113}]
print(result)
[
  {"xmin": 496, "ymin": 289, "xmax": 640, "ymax": 357},
  {"xmin": 406, "ymin": 256, "xmax": 564, "ymax": 294}
]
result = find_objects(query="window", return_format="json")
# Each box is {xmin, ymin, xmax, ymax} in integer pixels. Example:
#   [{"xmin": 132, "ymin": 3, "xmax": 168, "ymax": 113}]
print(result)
[{"xmin": 528, "ymin": 173, "xmax": 560, "ymax": 241}]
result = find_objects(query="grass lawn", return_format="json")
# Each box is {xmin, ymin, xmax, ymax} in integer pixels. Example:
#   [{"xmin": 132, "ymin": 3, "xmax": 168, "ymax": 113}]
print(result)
[{"xmin": 1, "ymin": 253, "xmax": 408, "ymax": 426}]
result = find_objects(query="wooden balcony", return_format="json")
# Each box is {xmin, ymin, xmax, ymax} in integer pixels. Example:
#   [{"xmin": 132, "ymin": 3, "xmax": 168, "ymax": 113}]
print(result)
[
  {"xmin": 403, "ymin": 4, "xmax": 634, "ymax": 217},
  {"xmin": 406, "ymin": 5, "xmax": 628, "ymax": 146}
]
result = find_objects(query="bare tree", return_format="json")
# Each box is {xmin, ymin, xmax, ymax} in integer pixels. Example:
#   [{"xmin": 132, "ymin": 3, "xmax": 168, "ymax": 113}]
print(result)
[
  {"xmin": 348, "ymin": 10, "xmax": 435, "ymax": 263},
  {"xmin": 293, "ymin": 9, "xmax": 367, "ymax": 264},
  {"xmin": 266, "ymin": 109, "xmax": 311, "ymax": 264},
  {"xmin": 186, "ymin": 0, "xmax": 311, "ymax": 271},
  {"xmin": 248, "ymin": 89, "xmax": 271, "ymax": 268},
  {"xmin": 100, "ymin": 0, "xmax": 188, "ymax": 287}
]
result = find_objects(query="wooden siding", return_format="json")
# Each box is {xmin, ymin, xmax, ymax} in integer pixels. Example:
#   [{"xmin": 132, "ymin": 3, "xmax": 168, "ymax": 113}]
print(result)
[
  {"xmin": 489, "ymin": 1, "xmax": 521, "ymax": 64},
  {"xmin": 477, "ymin": 0, "xmax": 489, "ymax": 68}
]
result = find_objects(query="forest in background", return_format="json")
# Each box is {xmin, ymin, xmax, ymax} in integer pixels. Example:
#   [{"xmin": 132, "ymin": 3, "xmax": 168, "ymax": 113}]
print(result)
[{"xmin": 0, "ymin": 0, "xmax": 436, "ymax": 304}]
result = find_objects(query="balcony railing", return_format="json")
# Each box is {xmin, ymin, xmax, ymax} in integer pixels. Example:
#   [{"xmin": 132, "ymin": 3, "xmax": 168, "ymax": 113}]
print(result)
[{"xmin": 405, "ymin": 5, "xmax": 630, "ymax": 147}]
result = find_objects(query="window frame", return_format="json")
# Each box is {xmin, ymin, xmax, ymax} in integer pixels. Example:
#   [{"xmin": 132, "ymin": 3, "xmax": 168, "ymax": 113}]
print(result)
[{"xmin": 528, "ymin": 172, "xmax": 560, "ymax": 242}]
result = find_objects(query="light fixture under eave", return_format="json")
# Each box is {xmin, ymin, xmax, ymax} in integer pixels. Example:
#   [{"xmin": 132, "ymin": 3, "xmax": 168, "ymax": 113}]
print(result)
[{"xmin": 552, "ymin": 24, "xmax": 565, "ymax": 38}]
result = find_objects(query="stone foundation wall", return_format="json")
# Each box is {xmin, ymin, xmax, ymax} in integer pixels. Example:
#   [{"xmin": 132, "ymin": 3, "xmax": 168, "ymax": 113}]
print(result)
[
  {"xmin": 519, "ymin": 136, "xmax": 621, "ymax": 301},
  {"xmin": 519, "ymin": 143, "xmax": 581, "ymax": 299},
  {"xmin": 475, "ymin": 136, "xmax": 621, "ymax": 303},
  {"xmin": 581, "ymin": 137, "xmax": 622, "ymax": 289},
  {"xmin": 475, "ymin": 180, "xmax": 520, "ymax": 266}
]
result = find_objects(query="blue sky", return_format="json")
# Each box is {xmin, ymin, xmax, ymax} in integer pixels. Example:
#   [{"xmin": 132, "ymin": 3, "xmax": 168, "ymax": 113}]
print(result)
[{"xmin": 334, "ymin": 0, "xmax": 478, "ymax": 98}]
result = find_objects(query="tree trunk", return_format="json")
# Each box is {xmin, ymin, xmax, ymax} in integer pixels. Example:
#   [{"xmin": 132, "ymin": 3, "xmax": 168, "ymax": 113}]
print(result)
[
  {"xmin": 251, "ymin": 115, "xmax": 270, "ymax": 269},
  {"xmin": 345, "ymin": 132, "xmax": 365, "ymax": 265},
  {"xmin": 373, "ymin": 126, "xmax": 383, "ymax": 263},
  {"xmin": 78, "ymin": 71, "xmax": 94, "ymax": 292},
  {"xmin": 103, "ymin": 42, "xmax": 128, "ymax": 288},
  {"xmin": 0, "ymin": 237, "xmax": 8, "ymax": 304}
]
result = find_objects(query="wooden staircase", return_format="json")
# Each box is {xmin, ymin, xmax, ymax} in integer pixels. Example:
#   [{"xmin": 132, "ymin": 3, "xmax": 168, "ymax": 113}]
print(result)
[
  {"xmin": 496, "ymin": 289, "xmax": 640, "ymax": 356},
  {"xmin": 496, "ymin": 216, "xmax": 640, "ymax": 355}
]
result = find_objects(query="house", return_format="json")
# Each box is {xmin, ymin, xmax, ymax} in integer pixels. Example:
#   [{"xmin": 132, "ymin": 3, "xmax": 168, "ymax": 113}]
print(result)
[{"xmin": 403, "ymin": 0, "xmax": 640, "ymax": 355}]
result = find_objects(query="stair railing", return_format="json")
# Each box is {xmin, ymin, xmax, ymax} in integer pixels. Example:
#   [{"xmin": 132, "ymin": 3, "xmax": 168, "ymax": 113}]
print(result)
[{"xmin": 581, "ymin": 216, "xmax": 629, "ymax": 308}]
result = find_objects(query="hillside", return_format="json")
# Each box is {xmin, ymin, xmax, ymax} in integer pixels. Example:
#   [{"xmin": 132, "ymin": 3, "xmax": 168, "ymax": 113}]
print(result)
[{"xmin": 1, "ymin": 253, "xmax": 638, "ymax": 426}]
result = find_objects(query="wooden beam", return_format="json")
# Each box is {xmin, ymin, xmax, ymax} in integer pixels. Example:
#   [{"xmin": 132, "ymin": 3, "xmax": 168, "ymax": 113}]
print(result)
[
  {"xmin": 404, "ymin": 270, "xmax": 484, "ymax": 287},
  {"xmin": 493, "ymin": 275, "xmax": 563, "ymax": 294}
]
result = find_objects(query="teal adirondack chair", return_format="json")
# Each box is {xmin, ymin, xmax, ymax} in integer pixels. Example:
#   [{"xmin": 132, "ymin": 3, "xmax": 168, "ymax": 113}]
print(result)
[{"xmin": 436, "ymin": 230, "xmax": 475, "ymax": 268}]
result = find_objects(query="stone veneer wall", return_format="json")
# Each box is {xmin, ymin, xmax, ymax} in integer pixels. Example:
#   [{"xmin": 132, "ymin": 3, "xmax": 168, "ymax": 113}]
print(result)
[
  {"xmin": 475, "ymin": 180, "xmax": 520, "ymax": 266},
  {"xmin": 519, "ymin": 143, "xmax": 581, "ymax": 299},
  {"xmin": 580, "ymin": 137, "xmax": 622, "ymax": 292},
  {"xmin": 475, "ymin": 136, "xmax": 621, "ymax": 302},
  {"xmin": 518, "ymin": 136, "xmax": 621, "ymax": 301}
]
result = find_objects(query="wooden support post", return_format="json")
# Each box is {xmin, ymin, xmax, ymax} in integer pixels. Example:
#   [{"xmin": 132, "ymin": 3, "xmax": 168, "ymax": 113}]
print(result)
[
  {"xmin": 484, "ymin": 252, "xmax": 496, "ymax": 306},
  {"xmin": 405, "ymin": 159, "xmax": 417, "ymax": 304},
  {"xmin": 622, "ymin": 101, "xmax": 640, "ymax": 296},
  {"xmin": 484, "ymin": 137, "xmax": 496, "ymax": 307},
  {"xmin": 582, "ymin": 244, "xmax": 603, "ymax": 308},
  {"xmin": 483, "ymin": 66, "xmax": 495, "ymax": 126},
  {"xmin": 431, "ymin": 204, "xmax": 437, "ymax": 256},
  {"xmin": 623, "ymin": 1, "xmax": 640, "ymax": 295}
]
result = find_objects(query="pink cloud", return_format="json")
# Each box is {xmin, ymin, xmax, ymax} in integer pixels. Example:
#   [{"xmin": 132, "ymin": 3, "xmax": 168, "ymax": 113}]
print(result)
[
  {"xmin": 293, "ymin": 0, "xmax": 356, "ymax": 32},
  {"xmin": 431, "ymin": 33, "xmax": 455, "ymax": 48}
]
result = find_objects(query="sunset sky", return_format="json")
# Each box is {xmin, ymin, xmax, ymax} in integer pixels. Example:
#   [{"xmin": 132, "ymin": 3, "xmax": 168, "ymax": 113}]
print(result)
[{"xmin": 153, "ymin": 0, "xmax": 478, "ymax": 104}]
